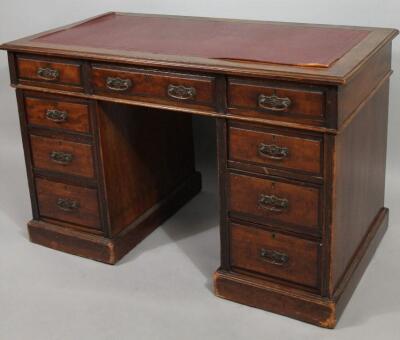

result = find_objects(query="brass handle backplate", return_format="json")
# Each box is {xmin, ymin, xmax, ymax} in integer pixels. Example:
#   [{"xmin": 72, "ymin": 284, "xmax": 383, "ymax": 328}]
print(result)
[
  {"xmin": 258, "ymin": 94, "xmax": 291, "ymax": 112},
  {"xmin": 106, "ymin": 77, "xmax": 132, "ymax": 91},
  {"xmin": 49, "ymin": 151, "xmax": 73, "ymax": 165},
  {"xmin": 258, "ymin": 143, "xmax": 289, "ymax": 160},
  {"xmin": 45, "ymin": 109, "xmax": 68, "ymax": 123},
  {"xmin": 167, "ymin": 84, "xmax": 196, "ymax": 101},
  {"xmin": 56, "ymin": 198, "xmax": 79, "ymax": 212},
  {"xmin": 260, "ymin": 248, "xmax": 289, "ymax": 266},
  {"xmin": 37, "ymin": 67, "xmax": 59, "ymax": 81},
  {"xmin": 259, "ymin": 194, "xmax": 289, "ymax": 213}
]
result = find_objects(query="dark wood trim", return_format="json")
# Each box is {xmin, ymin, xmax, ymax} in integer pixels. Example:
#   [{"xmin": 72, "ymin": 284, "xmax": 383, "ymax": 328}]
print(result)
[
  {"xmin": 7, "ymin": 51, "xmax": 17, "ymax": 85},
  {"xmin": 216, "ymin": 118, "xmax": 230, "ymax": 270},
  {"xmin": 15, "ymin": 89, "xmax": 39, "ymax": 219}
]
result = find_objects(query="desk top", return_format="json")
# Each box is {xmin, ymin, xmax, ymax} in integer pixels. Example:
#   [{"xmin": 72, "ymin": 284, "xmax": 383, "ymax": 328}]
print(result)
[{"xmin": 1, "ymin": 12, "xmax": 398, "ymax": 84}]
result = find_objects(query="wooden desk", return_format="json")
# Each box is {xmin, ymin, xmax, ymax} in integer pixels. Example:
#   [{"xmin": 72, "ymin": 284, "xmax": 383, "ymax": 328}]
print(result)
[{"xmin": 1, "ymin": 12, "xmax": 398, "ymax": 328}]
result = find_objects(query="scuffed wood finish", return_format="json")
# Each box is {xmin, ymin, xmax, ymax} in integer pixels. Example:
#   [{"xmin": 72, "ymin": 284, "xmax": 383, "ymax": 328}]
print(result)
[
  {"xmin": 228, "ymin": 172, "xmax": 321, "ymax": 234},
  {"xmin": 228, "ymin": 123, "xmax": 322, "ymax": 175},
  {"xmin": 0, "ymin": 13, "xmax": 397, "ymax": 328},
  {"xmin": 91, "ymin": 65, "xmax": 216, "ymax": 111},
  {"xmin": 30, "ymin": 134, "xmax": 95, "ymax": 178},
  {"xmin": 25, "ymin": 95, "xmax": 90, "ymax": 133},
  {"xmin": 230, "ymin": 222, "xmax": 320, "ymax": 289},
  {"xmin": 35, "ymin": 177, "xmax": 101, "ymax": 230}
]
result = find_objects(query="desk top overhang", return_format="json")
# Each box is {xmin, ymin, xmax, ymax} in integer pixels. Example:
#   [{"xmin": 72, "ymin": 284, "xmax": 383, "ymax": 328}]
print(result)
[{"xmin": 1, "ymin": 12, "xmax": 398, "ymax": 84}]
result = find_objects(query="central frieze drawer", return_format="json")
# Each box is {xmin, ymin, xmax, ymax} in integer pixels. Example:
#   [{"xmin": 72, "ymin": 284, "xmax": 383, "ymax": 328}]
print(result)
[
  {"xmin": 91, "ymin": 65, "xmax": 216, "ymax": 110},
  {"xmin": 228, "ymin": 172, "xmax": 321, "ymax": 234}
]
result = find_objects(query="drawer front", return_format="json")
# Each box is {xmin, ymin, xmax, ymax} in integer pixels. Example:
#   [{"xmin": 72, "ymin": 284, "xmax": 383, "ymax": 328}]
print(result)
[
  {"xmin": 228, "ymin": 78, "xmax": 325, "ymax": 124},
  {"xmin": 25, "ymin": 96, "xmax": 90, "ymax": 133},
  {"xmin": 230, "ymin": 222, "xmax": 320, "ymax": 288},
  {"xmin": 36, "ymin": 178, "xmax": 101, "ymax": 230},
  {"xmin": 228, "ymin": 173, "xmax": 320, "ymax": 232},
  {"xmin": 91, "ymin": 65, "xmax": 215, "ymax": 110},
  {"xmin": 228, "ymin": 125, "xmax": 322, "ymax": 175},
  {"xmin": 17, "ymin": 56, "xmax": 82, "ymax": 88},
  {"xmin": 30, "ymin": 135, "xmax": 95, "ymax": 178}
]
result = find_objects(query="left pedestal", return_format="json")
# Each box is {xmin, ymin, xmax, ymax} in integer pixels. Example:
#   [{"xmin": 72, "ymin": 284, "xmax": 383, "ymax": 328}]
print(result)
[{"xmin": 17, "ymin": 90, "xmax": 201, "ymax": 264}]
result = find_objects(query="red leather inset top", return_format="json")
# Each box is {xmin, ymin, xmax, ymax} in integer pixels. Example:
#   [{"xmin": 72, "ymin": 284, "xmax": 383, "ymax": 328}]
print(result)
[{"xmin": 33, "ymin": 13, "xmax": 370, "ymax": 68}]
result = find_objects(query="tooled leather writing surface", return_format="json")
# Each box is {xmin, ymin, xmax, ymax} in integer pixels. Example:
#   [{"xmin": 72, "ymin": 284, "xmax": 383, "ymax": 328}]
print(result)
[{"xmin": 33, "ymin": 13, "xmax": 370, "ymax": 68}]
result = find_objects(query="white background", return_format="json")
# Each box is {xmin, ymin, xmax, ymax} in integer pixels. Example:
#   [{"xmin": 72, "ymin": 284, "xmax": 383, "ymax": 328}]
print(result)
[{"xmin": 0, "ymin": 1, "xmax": 400, "ymax": 339}]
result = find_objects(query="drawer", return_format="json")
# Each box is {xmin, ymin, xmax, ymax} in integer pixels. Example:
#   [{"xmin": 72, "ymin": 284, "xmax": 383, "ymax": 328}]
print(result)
[
  {"xmin": 30, "ymin": 135, "xmax": 95, "ymax": 178},
  {"xmin": 228, "ymin": 125, "xmax": 322, "ymax": 175},
  {"xmin": 25, "ymin": 96, "xmax": 90, "ymax": 133},
  {"xmin": 36, "ymin": 178, "xmax": 101, "ymax": 230},
  {"xmin": 227, "ymin": 78, "xmax": 325, "ymax": 125},
  {"xmin": 228, "ymin": 173, "xmax": 321, "ymax": 233},
  {"xmin": 91, "ymin": 65, "xmax": 216, "ymax": 110},
  {"xmin": 17, "ymin": 55, "xmax": 82, "ymax": 89},
  {"xmin": 230, "ymin": 222, "xmax": 320, "ymax": 288}
]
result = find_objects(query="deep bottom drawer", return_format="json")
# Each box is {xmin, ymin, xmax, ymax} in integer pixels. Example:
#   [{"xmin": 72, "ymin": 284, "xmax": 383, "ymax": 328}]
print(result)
[
  {"xmin": 35, "ymin": 178, "xmax": 101, "ymax": 230},
  {"xmin": 230, "ymin": 222, "xmax": 320, "ymax": 288}
]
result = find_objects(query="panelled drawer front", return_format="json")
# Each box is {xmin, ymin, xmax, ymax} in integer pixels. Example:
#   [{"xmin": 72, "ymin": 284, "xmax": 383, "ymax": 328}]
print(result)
[
  {"xmin": 36, "ymin": 178, "xmax": 101, "ymax": 230},
  {"xmin": 30, "ymin": 135, "xmax": 95, "ymax": 178},
  {"xmin": 228, "ymin": 78, "xmax": 325, "ymax": 125},
  {"xmin": 25, "ymin": 96, "xmax": 90, "ymax": 133},
  {"xmin": 230, "ymin": 222, "xmax": 320, "ymax": 288},
  {"xmin": 228, "ymin": 125, "xmax": 322, "ymax": 175},
  {"xmin": 228, "ymin": 173, "xmax": 320, "ymax": 233},
  {"xmin": 91, "ymin": 65, "xmax": 216, "ymax": 110},
  {"xmin": 17, "ymin": 56, "xmax": 82, "ymax": 89}
]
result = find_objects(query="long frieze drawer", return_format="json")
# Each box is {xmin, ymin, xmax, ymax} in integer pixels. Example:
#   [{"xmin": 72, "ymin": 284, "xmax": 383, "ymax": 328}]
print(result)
[
  {"xmin": 25, "ymin": 96, "xmax": 90, "ymax": 133},
  {"xmin": 228, "ymin": 125, "xmax": 322, "ymax": 175},
  {"xmin": 228, "ymin": 173, "xmax": 321, "ymax": 233},
  {"xmin": 36, "ymin": 178, "xmax": 101, "ymax": 230},
  {"xmin": 227, "ymin": 78, "xmax": 325, "ymax": 125},
  {"xmin": 91, "ymin": 65, "xmax": 216, "ymax": 110},
  {"xmin": 30, "ymin": 135, "xmax": 95, "ymax": 178},
  {"xmin": 16, "ymin": 55, "xmax": 83, "ymax": 89},
  {"xmin": 230, "ymin": 222, "xmax": 320, "ymax": 289}
]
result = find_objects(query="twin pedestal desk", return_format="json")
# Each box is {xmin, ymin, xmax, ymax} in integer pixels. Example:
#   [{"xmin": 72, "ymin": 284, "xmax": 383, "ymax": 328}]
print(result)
[{"xmin": 1, "ymin": 12, "xmax": 398, "ymax": 328}]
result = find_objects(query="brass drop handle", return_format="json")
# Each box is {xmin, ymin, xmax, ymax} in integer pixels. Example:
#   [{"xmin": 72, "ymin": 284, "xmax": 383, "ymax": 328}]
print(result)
[
  {"xmin": 49, "ymin": 151, "xmax": 73, "ymax": 165},
  {"xmin": 258, "ymin": 93, "xmax": 291, "ymax": 112},
  {"xmin": 167, "ymin": 84, "xmax": 196, "ymax": 100},
  {"xmin": 260, "ymin": 248, "xmax": 289, "ymax": 266},
  {"xmin": 56, "ymin": 198, "xmax": 79, "ymax": 212},
  {"xmin": 259, "ymin": 194, "xmax": 289, "ymax": 213},
  {"xmin": 45, "ymin": 109, "xmax": 68, "ymax": 123},
  {"xmin": 258, "ymin": 143, "xmax": 289, "ymax": 160},
  {"xmin": 37, "ymin": 67, "xmax": 59, "ymax": 81},
  {"xmin": 106, "ymin": 77, "xmax": 132, "ymax": 91}
]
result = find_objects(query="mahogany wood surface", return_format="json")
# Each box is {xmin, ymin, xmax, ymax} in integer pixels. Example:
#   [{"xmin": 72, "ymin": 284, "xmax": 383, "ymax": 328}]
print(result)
[
  {"xmin": 25, "ymin": 95, "xmax": 91, "ymax": 133},
  {"xmin": 230, "ymin": 222, "xmax": 320, "ymax": 289},
  {"xmin": 228, "ymin": 123, "xmax": 322, "ymax": 175},
  {"xmin": 30, "ymin": 134, "xmax": 95, "ymax": 178},
  {"xmin": 228, "ymin": 172, "xmax": 321, "ymax": 233},
  {"xmin": 1, "ymin": 12, "xmax": 397, "ymax": 328},
  {"xmin": 35, "ymin": 177, "xmax": 101, "ymax": 230}
]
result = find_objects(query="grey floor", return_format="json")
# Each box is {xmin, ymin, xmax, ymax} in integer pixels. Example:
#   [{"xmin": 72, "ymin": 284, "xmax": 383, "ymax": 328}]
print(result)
[{"xmin": 1, "ymin": 115, "xmax": 400, "ymax": 340}]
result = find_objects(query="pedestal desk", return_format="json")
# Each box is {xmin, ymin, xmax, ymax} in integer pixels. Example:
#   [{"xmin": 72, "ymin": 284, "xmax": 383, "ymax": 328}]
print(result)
[{"xmin": 1, "ymin": 12, "xmax": 398, "ymax": 328}]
